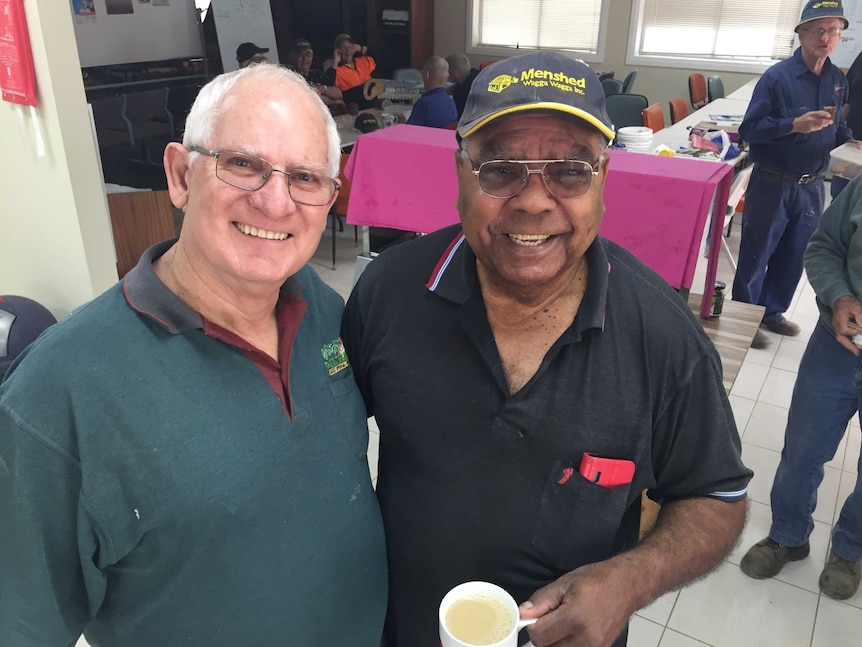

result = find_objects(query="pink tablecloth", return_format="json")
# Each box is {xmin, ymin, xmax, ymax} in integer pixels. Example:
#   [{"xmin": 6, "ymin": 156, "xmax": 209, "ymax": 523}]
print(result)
[
  {"xmin": 344, "ymin": 126, "xmax": 732, "ymax": 315},
  {"xmin": 344, "ymin": 125, "xmax": 460, "ymax": 233}
]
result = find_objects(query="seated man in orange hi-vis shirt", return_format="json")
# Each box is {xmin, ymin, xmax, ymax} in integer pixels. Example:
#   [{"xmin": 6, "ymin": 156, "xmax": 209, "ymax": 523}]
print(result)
[{"xmin": 325, "ymin": 33, "xmax": 377, "ymax": 107}]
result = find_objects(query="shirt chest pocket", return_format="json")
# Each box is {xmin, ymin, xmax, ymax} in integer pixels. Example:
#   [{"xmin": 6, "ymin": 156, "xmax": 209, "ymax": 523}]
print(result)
[
  {"xmin": 531, "ymin": 459, "xmax": 635, "ymax": 572},
  {"xmin": 328, "ymin": 367, "xmax": 370, "ymax": 460}
]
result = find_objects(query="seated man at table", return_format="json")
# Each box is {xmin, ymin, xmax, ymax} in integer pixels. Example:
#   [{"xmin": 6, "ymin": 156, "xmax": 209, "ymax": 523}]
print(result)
[
  {"xmin": 326, "ymin": 33, "xmax": 377, "ymax": 109},
  {"xmin": 287, "ymin": 38, "xmax": 344, "ymax": 113},
  {"xmin": 406, "ymin": 56, "xmax": 458, "ymax": 129},
  {"xmin": 446, "ymin": 53, "xmax": 479, "ymax": 118},
  {"xmin": 342, "ymin": 51, "xmax": 751, "ymax": 647}
]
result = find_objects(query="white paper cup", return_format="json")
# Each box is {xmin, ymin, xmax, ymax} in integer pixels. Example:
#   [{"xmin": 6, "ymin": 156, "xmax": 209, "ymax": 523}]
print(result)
[{"xmin": 439, "ymin": 581, "xmax": 536, "ymax": 647}]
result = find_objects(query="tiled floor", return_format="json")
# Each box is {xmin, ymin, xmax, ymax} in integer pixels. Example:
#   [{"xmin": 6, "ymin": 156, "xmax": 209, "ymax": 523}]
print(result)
[{"xmin": 77, "ymin": 208, "xmax": 861, "ymax": 647}]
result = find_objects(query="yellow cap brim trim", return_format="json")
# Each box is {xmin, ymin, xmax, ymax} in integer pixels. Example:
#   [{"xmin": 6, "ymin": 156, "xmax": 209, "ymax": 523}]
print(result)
[{"xmin": 460, "ymin": 102, "xmax": 615, "ymax": 141}]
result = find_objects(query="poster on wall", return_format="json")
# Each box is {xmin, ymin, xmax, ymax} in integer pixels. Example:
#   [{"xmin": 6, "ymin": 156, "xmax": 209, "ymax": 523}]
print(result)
[
  {"xmin": 152, "ymin": 0, "xmax": 170, "ymax": 5},
  {"xmin": 106, "ymin": 0, "xmax": 134, "ymax": 15},
  {"xmin": 71, "ymin": 0, "xmax": 96, "ymax": 24},
  {"xmin": 0, "ymin": 0, "xmax": 38, "ymax": 107}
]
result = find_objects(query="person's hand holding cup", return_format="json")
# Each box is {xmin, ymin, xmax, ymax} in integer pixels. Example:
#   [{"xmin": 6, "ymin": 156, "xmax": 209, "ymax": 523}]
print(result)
[{"xmin": 439, "ymin": 581, "xmax": 536, "ymax": 647}]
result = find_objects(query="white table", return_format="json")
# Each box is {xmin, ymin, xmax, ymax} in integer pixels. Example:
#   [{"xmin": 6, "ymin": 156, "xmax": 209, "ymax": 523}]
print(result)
[
  {"xmin": 335, "ymin": 109, "xmax": 385, "ymax": 149},
  {"xmin": 727, "ymin": 78, "xmax": 759, "ymax": 101},
  {"xmin": 651, "ymin": 97, "xmax": 751, "ymax": 152}
]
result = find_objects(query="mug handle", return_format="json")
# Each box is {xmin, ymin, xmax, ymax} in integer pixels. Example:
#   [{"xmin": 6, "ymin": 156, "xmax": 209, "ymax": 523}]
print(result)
[{"xmin": 516, "ymin": 618, "xmax": 538, "ymax": 630}]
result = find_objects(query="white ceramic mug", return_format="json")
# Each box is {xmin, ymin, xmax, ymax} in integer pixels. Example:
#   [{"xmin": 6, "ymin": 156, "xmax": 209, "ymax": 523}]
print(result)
[{"xmin": 439, "ymin": 581, "xmax": 537, "ymax": 647}]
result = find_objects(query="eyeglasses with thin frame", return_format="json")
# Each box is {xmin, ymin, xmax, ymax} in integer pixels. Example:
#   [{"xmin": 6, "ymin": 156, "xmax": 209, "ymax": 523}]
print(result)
[
  {"xmin": 187, "ymin": 146, "xmax": 340, "ymax": 206},
  {"xmin": 468, "ymin": 157, "xmax": 604, "ymax": 199},
  {"xmin": 800, "ymin": 26, "xmax": 842, "ymax": 38}
]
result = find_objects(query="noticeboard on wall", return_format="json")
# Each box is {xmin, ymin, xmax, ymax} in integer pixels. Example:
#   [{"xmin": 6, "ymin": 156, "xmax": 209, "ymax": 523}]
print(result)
[
  {"xmin": 832, "ymin": 0, "xmax": 862, "ymax": 68},
  {"xmin": 72, "ymin": 0, "xmax": 203, "ymax": 68},
  {"xmin": 210, "ymin": 0, "xmax": 279, "ymax": 73}
]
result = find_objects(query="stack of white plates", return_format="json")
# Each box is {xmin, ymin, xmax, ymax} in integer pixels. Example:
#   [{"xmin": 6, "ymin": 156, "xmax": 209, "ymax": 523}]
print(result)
[{"xmin": 616, "ymin": 126, "xmax": 654, "ymax": 153}]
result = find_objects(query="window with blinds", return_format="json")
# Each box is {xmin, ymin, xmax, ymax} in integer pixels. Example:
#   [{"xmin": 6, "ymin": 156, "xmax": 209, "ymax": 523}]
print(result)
[
  {"xmin": 469, "ymin": 0, "xmax": 608, "ymax": 61},
  {"xmin": 631, "ymin": 0, "xmax": 806, "ymax": 70}
]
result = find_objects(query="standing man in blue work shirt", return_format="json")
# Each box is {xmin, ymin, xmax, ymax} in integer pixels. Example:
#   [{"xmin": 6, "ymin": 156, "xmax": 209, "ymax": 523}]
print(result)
[
  {"xmin": 734, "ymin": 0, "xmax": 856, "ymax": 349},
  {"xmin": 406, "ymin": 56, "xmax": 458, "ymax": 128}
]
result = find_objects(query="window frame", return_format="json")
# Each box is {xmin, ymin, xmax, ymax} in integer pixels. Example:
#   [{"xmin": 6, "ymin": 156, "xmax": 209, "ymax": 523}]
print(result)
[
  {"xmin": 626, "ymin": 0, "xmax": 806, "ymax": 74},
  {"xmin": 465, "ymin": 0, "xmax": 610, "ymax": 64}
]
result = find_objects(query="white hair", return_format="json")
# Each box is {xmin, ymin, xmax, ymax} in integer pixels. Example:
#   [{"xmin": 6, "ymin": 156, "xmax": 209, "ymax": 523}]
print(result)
[
  {"xmin": 182, "ymin": 64, "xmax": 341, "ymax": 178},
  {"xmin": 446, "ymin": 54, "xmax": 472, "ymax": 81},
  {"xmin": 423, "ymin": 56, "xmax": 450, "ymax": 83}
]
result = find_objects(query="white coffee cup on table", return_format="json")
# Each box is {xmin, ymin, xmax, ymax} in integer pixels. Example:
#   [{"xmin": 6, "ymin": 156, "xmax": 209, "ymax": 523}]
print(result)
[{"xmin": 439, "ymin": 581, "xmax": 536, "ymax": 647}]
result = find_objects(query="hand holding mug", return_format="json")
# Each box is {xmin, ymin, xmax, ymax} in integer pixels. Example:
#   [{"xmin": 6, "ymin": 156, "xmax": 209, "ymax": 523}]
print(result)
[{"xmin": 439, "ymin": 582, "xmax": 536, "ymax": 647}]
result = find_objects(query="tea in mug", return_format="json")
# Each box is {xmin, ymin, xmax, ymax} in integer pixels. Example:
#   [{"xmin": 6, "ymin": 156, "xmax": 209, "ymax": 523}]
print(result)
[{"xmin": 444, "ymin": 594, "xmax": 514, "ymax": 645}]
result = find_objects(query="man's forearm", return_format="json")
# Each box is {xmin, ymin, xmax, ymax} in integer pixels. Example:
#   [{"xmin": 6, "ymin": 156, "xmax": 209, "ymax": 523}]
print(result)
[{"xmin": 612, "ymin": 497, "xmax": 746, "ymax": 610}]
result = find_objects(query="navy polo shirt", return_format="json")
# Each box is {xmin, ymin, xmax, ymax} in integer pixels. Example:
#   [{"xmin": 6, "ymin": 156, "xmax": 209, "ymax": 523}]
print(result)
[
  {"xmin": 406, "ymin": 86, "xmax": 458, "ymax": 128},
  {"xmin": 342, "ymin": 225, "xmax": 752, "ymax": 647}
]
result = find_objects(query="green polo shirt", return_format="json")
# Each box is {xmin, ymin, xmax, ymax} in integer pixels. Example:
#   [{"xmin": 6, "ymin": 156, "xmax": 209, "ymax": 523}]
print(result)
[{"xmin": 0, "ymin": 240, "xmax": 387, "ymax": 646}]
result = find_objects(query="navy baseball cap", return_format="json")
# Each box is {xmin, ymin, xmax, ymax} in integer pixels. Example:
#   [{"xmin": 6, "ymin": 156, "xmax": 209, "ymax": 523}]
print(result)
[
  {"xmin": 457, "ymin": 51, "xmax": 615, "ymax": 141},
  {"xmin": 334, "ymin": 33, "xmax": 354, "ymax": 48},
  {"xmin": 290, "ymin": 39, "xmax": 313, "ymax": 54},
  {"xmin": 354, "ymin": 112, "xmax": 379, "ymax": 133},
  {"xmin": 796, "ymin": 0, "xmax": 849, "ymax": 31},
  {"xmin": 236, "ymin": 42, "xmax": 269, "ymax": 63}
]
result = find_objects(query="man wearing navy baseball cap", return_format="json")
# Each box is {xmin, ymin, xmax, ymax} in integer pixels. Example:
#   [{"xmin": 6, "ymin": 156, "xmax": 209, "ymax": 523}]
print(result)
[{"xmin": 342, "ymin": 50, "xmax": 750, "ymax": 647}]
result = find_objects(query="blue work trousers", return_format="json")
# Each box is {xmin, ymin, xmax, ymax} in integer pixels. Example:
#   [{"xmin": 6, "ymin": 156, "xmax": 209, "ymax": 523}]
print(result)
[
  {"xmin": 731, "ymin": 170, "xmax": 824, "ymax": 321},
  {"xmin": 769, "ymin": 322, "xmax": 862, "ymax": 562}
]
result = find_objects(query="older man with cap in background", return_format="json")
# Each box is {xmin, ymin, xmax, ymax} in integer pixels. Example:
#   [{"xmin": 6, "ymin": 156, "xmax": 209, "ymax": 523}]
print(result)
[
  {"xmin": 342, "ymin": 50, "xmax": 751, "ymax": 647},
  {"xmin": 287, "ymin": 37, "xmax": 344, "ymax": 110},
  {"xmin": 236, "ymin": 41, "xmax": 270, "ymax": 68},
  {"xmin": 733, "ymin": 0, "xmax": 858, "ymax": 349},
  {"xmin": 326, "ymin": 32, "xmax": 376, "ymax": 103}
]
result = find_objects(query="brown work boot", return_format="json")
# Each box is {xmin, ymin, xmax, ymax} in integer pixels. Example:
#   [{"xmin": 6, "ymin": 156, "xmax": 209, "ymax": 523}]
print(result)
[
  {"xmin": 761, "ymin": 316, "xmax": 800, "ymax": 336},
  {"xmin": 751, "ymin": 329, "xmax": 771, "ymax": 349},
  {"xmin": 740, "ymin": 537, "xmax": 810, "ymax": 579},
  {"xmin": 819, "ymin": 550, "xmax": 862, "ymax": 600}
]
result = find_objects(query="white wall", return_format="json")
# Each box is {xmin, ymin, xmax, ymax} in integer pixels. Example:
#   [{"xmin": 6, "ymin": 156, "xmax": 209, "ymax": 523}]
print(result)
[
  {"xmin": 433, "ymin": 0, "xmax": 761, "ymax": 124},
  {"xmin": 0, "ymin": 0, "xmax": 117, "ymax": 321}
]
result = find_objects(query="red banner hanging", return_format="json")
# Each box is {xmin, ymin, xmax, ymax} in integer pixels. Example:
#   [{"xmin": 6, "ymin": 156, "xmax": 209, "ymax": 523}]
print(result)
[{"xmin": 0, "ymin": 0, "xmax": 38, "ymax": 107}]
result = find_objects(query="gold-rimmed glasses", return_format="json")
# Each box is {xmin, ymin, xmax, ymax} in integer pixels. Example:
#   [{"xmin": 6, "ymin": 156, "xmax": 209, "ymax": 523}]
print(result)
[{"xmin": 468, "ymin": 157, "xmax": 603, "ymax": 199}]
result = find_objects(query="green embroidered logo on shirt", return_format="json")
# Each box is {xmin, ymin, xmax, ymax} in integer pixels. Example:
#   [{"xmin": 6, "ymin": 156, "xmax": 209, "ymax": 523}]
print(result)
[{"xmin": 321, "ymin": 337, "xmax": 350, "ymax": 376}]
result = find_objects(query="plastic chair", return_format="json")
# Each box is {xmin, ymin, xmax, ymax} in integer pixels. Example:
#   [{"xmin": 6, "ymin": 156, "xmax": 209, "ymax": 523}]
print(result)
[
  {"xmin": 668, "ymin": 98, "xmax": 689, "ymax": 125},
  {"xmin": 602, "ymin": 78, "xmax": 624, "ymax": 96},
  {"xmin": 124, "ymin": 86, "xmax": 174, "ymax": 164},
  {"xmin": 689, "ymin": 73, "xmax": 707, "ymax": 109},
  {"xmin": 598, "ymin": 71, "xmax": 615, "ymax": 82},
  {"xmin": 621, "ymin": 69, "xmax": 638, "ymax": 93},
  {"xmin": 479, "ymin": 60, "xmax": 496, "ymax": 70},
  {"xmin": 719, "ymin": 165, "xmax": 753, "ymax": 272},
  {"xmin": 91, "ymin": 94, "xmax": 132, "ymax": 149},
  {"xmin": 641, "ymin": 103, "xmax": 665, "ymax": 132},
  {"xmin": 708, "ymin": 75, "xmax": 725, "ymax": 102},
  {"xmin": 392, "ymin": 68, "xmax": 423, "ymax": 84},
  {"xmin": 328, "ymin": 152, "xmax": 359, "ymax": 270},
  {"xmin": 165, "ymin": 84, "xmax": 201, "ymax": 139},
  {"xmin": 605, "ymin": 93, "xmax": 649, "ymax": 129}
]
